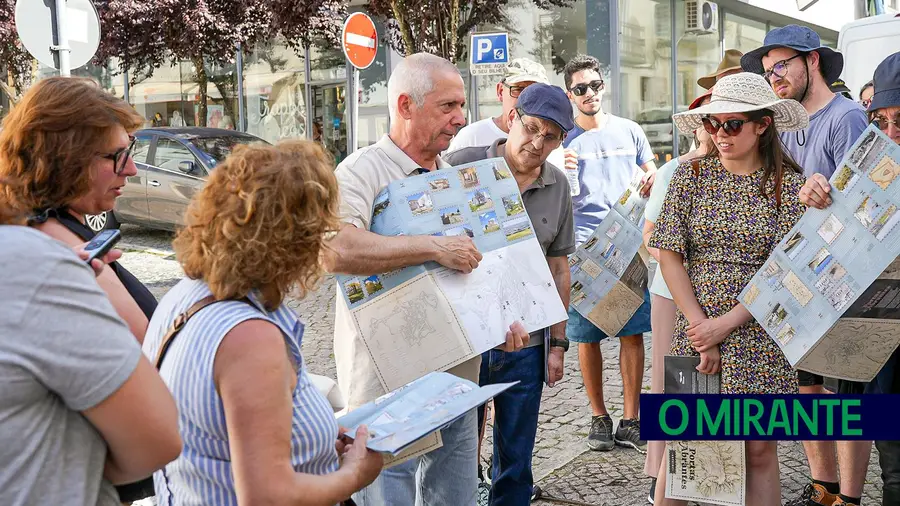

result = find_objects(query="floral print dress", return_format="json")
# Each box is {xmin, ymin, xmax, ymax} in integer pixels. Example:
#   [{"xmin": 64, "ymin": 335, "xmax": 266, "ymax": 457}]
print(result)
[{"xmin": 649, "ymin": 156, "xmax": 806, "ymax": 394}]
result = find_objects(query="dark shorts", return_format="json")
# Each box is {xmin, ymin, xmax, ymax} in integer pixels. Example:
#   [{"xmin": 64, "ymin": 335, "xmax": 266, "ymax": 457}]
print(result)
[
  {"xmin": 566, "ymin": 288, "xmax": 652, "ymax": 343},
  {"xmin": 797, "ymin": 370, "xmax": 863, "ymax": 394}
]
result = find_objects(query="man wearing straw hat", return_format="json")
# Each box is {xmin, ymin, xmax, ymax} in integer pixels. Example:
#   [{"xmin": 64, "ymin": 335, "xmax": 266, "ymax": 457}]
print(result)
[
  {"xmin": 742, "ymin": 24, "xmax": 870, "ymax": 506},
  {"xmin": 698, "ymin": 49, "xmax": 744, "ymax": 90}
]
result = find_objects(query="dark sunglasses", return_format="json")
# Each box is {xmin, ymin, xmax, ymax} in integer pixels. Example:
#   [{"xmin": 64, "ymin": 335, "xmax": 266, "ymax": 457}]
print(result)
[
  {"xmin": 570, "ymin": 80, "xmax": 604, "ymax": 97},
  {"xmin": 100, "ymin": 136, "xmax": 136, "ymax": 175},
  {"xmin": 701, "ymin": 117, "xmax": 752, "ymax": 136},
  {"xmin": 872, "ymin": 114, "xmax": 900, "ymax": 131}
]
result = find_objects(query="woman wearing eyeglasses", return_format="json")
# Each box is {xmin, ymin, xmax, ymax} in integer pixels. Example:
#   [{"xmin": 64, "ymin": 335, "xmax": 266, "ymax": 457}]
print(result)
[
  {"xmin": 0, "ymin": 77, "xmax": 159, "ymax": 503},
  {"xmin": 649, "ymin": 72, "xmax": 808, "ymax": 505},
  {"xmin": 800, "ymin": 51, "xmax": 900, "ymax": 506}
]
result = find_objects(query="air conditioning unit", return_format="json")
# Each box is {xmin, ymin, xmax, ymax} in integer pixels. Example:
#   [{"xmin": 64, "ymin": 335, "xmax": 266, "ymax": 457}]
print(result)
[{"xmin": 686, "ymin": 0, "xmax": 719, "ymax": 35}]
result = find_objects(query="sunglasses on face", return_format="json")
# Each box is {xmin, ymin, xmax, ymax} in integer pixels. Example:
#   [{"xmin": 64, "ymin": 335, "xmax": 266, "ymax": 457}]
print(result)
[
  {"xmin": 872, "ymin": 114, "xmax": 900, "ymax": 131},
  {"xmin": 701, "ymin": 117, "xmax": 752, "ymax": 136},
  {"xmin": 570, "ymin": 80, "xmax": 604, "ymax": 97},
  {"xmin": 861, "ymin": 98, "xmax": 872, "ymax": 109},
  {"xmin": 762, "ymin": 53, "xmax": 804, "ymax": 82},
  {"xmin": 100, "ymin": 136, "xmax": 136, "ymax": 175},
  {"xmin": 503, "ymin": 82, "xmax": 530, "ymax": 98}
]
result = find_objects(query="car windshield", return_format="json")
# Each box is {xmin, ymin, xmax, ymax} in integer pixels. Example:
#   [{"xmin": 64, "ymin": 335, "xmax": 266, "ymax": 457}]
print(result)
[{"xmin": 189, "ymin": 135, "xmax": 257, "ymax": 166}]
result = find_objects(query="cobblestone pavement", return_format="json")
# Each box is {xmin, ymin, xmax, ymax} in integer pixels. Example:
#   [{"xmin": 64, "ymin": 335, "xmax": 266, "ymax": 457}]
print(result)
[{"xmin": 118, "ymin": 225, "xmax": 884, "ymax": 506}]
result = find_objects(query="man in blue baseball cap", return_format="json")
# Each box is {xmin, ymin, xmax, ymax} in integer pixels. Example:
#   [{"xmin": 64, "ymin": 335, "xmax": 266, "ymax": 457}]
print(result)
[
  {"xmin": 744, "ymin": 25, "xmax": 870, "ymax": 506},
  {"xmin": 445, "ymin": 82, "xmax": 575, "ymax": 506}
]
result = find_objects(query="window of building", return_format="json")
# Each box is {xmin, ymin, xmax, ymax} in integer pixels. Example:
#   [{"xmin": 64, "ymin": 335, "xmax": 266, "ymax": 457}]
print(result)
[
  {"xmin": 674, "ymin": 0, "xmax": 720, "ymax": 155},
  {"xmin": 724, "ymin": 12, "xmax": 766, "ymax": 54},
  {"xmin": 243, "ymin": 38, "xmax": 307, "ymax": 144},
  {"xmin": 619, "ymin": 0, "xmax": 674, "ymax": 163}
]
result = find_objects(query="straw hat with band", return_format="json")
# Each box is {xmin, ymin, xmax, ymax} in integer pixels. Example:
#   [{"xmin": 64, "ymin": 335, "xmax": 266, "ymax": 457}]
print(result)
[
  {"xmin": 673, "ymin": 72, "xmax": 809, "ymax": 206},
  {"xmin": 674, "ymin": 72, "xmax": 808, "ymax": 135},
  {"xmin": 698, "ymin": 49, "xmax": 743, "ymax": 90}
]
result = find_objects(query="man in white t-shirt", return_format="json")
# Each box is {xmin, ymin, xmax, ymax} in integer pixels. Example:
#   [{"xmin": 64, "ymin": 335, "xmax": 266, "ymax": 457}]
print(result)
[{"xmin": 447, "ymin": 58, "xmax": 549, "ymax": 152}]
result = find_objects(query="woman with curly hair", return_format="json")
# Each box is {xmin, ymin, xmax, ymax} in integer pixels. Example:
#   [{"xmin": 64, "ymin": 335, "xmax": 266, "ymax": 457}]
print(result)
[{"xmin": 141, "ymin": 140, "xmax": 383, "ymax": 506}]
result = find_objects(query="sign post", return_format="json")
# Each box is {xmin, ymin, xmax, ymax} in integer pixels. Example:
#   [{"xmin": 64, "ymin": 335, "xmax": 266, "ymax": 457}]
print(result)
[
  {"xmin": 469, "ymin": 32, "xmax": 509, "ymax": 76},
  {"xmin": 341, "ymin": 13, "xmax": 378, "ymax": 155},
  {"xmin": 15, "ymin": 0, "xmax": 101, "ymax": 75}
]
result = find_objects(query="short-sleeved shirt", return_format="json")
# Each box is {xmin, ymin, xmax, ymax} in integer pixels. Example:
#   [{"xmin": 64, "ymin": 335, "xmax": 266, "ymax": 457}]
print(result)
[
  {"xmin": 0, "ymin": 225, "xmax": 141, "ymax": 506},
  {"xmin": 644, "ymin": 157, "xmax": 680, "ymax": 300},
  {"xmin": 563, "ymin": 115, "xmax": 655, "ymax": 245},
  {"xmin": 781, "ymin": 94, "xmax": 868, "ymax": 179},
  {"xmin": 333, "ymin": 134, "xmax": 480, "ymax": 410},
  {"xmin": 447, "ymin": 118, "xmax": 507, "ymax": 152}
]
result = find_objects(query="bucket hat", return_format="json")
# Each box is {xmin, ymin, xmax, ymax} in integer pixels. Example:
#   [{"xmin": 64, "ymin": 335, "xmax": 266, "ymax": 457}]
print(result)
[
  {"xmin": 869, "ymin": 51, "xmax": 900, "ymax": 112},
  {"xmin": 698, "ymin": 49, "xmax": 743, "ymax": 90},
  {"xmin": 741, "ymin": 25, "xmax": 843, "ymax": 84},
  {"xmin": 673, "ymin": 72, "xmax": 808, "ymax": 134}
]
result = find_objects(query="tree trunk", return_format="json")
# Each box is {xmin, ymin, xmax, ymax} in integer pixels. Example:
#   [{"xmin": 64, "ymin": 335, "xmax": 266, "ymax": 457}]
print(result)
[
  {"xmin": 193, "ymin": 56, "xmax": 209, "ymax": 127},
  {"xmin": 390, "ymin": 1, "xmax": 416, "ymax": 56},
  {"xmin": 211, "ymin": 77, "xmax": 236, "ymax": 128},
  {"xmin": 449, "ymin": 0, "xmax": 460, "ymax": 63}
]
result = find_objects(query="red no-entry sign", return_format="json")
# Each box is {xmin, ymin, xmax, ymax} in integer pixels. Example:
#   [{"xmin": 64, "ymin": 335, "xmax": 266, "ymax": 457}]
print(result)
[{"xmin": 342, "ymin": 13, "xmax": 378, "ymax": 70}]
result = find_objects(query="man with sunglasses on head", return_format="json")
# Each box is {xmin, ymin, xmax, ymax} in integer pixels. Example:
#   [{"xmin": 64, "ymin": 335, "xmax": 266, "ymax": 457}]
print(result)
[
  {"xmin": 742, "ymin": 24, "xmax": 870, "ymax": 506},
  {"xmin": 444, "ymin": 82, "xmax": 575, "ymax": 506},
  {"xmin": 447, "ymin": 58, "xmax": 549, "ymax": 152},
  {"xmin": 560, "ymin": 54, "xmax": 657, "ymax": 455}
]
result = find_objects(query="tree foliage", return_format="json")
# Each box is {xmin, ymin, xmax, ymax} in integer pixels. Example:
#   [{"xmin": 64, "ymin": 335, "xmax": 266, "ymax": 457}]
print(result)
[
  {"xmin": 367, "ymin": 0, "xmax": 573, "ymax": 63},
  {"xmin": 0, "ymin": 0, "xmax": 35, "ymax": 98}
]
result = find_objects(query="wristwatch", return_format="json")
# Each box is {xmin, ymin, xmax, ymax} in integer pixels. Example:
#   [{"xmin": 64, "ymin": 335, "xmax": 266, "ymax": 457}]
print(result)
[{"xmin": 549, "ymin": 337, "xmax": 569, "ymax": 352}]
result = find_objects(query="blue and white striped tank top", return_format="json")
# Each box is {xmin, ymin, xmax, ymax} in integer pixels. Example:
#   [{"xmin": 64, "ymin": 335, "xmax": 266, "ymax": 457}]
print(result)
[{"xmin": 142, "ymin": 278, "xmax": 340, "ymax": 506}]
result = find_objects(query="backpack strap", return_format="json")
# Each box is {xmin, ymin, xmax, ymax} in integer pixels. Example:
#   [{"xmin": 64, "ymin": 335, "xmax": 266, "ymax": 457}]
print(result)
[{"xmin": 154, "ymin": 295, "xmax": 252, "ymax": 369}]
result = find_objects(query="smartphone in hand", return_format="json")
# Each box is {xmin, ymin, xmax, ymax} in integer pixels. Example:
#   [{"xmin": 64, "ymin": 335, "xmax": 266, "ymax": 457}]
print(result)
[{"xmin": 83, "ymin": 229, "xmax": 122, "ymax": 265}]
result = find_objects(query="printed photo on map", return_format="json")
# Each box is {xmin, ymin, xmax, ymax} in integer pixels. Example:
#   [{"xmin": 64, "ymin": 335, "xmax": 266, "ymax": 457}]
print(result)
[
  {"xmin": 467, "ymin": 188, "xmax": 493, "ymax": 213},
  {"xmin": 783, "ymin": 271, "xmax": 814, "ymax": 306},
  {"xmin": 439, "ymin": 206, "xmax": 465, "ymax": 225},
  {"xmin": 858, "ymin": 132, "xmax": 890, "ymax": 173},
  {"xmin": 458, "ymin": 166, "xmax": 480, "ymax": 188},
  {"xmin": 743, "ymin": 284, "xmax": 761, "ymax": 305},
  {"xmin": 568, "ymin": 255, "xmax": 580, "ymax": 267},
  {"xmin": 833, "ymin": 165, "xmax": 860, "ymax": 193},
  {"xmin": 572, "ymin": 291, "xmax": 586, "ymax": 306},
  {"xmin": 493, "ymin": 163, "xmax": 512, "ymax": 181},
  {"xmin": 814, "ymin": 260, "xmax": 848, "ymax": 294},
  {"xmin": 580, "ymin": 258, "xmax": 603, "ymax": 279},
  {"xmin": 583, "ymin": 236, "xmax": 600, "ymax": 252},
  {"xmin": 872, "ymin": 204, "xmax": 900, "ymax": 241},
  {"xmin": 869, "ymin": 155, "xmax": 900, "ymax": 190},
  {"xmin": 345, "ymin": 278, "xmax": 365, "ymax": 304},
  {"xmin": 427, "ymin": 174, "xmax": 452, "ymax": 191},
  {"xmin": 601, "ymin": 242, "xmax": 616, "ymax": 259},
  {"xmin": 776, "ymin": 323, "xmax": 796, "ymax": 346},
  {"xmin": 571, "ymin": 280, "xmax": 584, "ymax": 292},
  {"xmin": 444, "ymin": 225, "xmax": 474, "ymax": 238},
  {"xmin": 782, "ymin": 231, "xmax": 809, "ymax": 260},
  {"xmin": 502, "ymin": 194, "xmax": 525, "ymax": 216},
  {"xmin": 827, "ymin": 283, "xmax": 855, "ymax": 311},
  {"xmin": 364, "ymin": 275, "xmax": 385, "ymax": 296},
  {"xmin": 407, "ymin": 191, "xmax": 434, "ymax": 216},
  {"xmin": 855, "ymin": 196, "xmax": 882, "ymax": 229},
  {"xmin": 808, "ymin": 248, "xmax": 834, "ymax": 275},
  {"xmin": 764, "ymin": 303, "xmax": 788, "ymax": 330},
  {"xmin": 373, "ymin": 194, "xmax": 391, "ymax": 217},
  {"xmin": 617, "ymin": 188, "xmax": 632, "ymax": 206},
  {"xmin": 606, "ymin": 221, "xmax": 622, "ymax": 240},
  {"xmin": 502, "ymin": 216, "xmax": 533, "ymax": 241},
  {"xmin": 762, "ymin": 259, "xmax": 785, "ymax": 288},
  {"xmin": 479, "ymin": 211, "xmax": 501, "ymax": 234},
  {"xmin": 817, "ymin": 214, "xmax": 845, "ymax": 245}
]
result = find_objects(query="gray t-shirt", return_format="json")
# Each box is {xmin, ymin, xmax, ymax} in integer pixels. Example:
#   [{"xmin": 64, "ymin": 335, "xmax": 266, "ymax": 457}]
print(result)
[
  {"xmin": 0, "ymin": 226, "xmax": 141, "ymax": 506},
  {"xmin": 781, "ymin": 94, "xmax": 868, "ymax": 179}
]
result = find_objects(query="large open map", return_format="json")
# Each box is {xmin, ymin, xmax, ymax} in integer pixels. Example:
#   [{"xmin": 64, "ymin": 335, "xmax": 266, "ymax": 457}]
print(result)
[
  {"xmin": 336, "ymin": 157, "xmax": 568, "ymax": 391},
  {"xmin": 568, "ymin": 168, "xmax": 649, "ymax": 337},
  {"xmin": 739, "ymin": 124, "xmax": 900, "ymax": 382}
]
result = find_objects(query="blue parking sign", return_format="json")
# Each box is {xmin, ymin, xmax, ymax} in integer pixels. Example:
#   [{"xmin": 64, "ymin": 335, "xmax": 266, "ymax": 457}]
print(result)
[{"xmin": 470, "ymin": 32, "xmax": 508, "ymax": 76}]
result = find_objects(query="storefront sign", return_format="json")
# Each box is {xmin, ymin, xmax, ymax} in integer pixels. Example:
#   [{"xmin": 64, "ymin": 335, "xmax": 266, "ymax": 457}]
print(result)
[
  {"xmin": 470, "ymin": 32, "xmax": 509, "ymax": 76},
  {"xmin": 342, "ymin": 13, "xmax": 378, "ymax": 70}
]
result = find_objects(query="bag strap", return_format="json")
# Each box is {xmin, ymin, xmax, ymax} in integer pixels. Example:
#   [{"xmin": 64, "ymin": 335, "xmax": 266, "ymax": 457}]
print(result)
[{"xmin": 154, "ymin": 295, "xmax": 251, "ymax": 369}]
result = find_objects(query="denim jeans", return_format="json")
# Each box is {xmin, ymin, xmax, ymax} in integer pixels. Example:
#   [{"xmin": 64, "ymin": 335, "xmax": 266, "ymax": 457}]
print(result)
[
  {"xmin": 476, "ymin": 345, "xmax": 544, "ymax": 506},
  {"xmin": 352, "ymin": 408, "xmax": 478, "ymax": 506}
]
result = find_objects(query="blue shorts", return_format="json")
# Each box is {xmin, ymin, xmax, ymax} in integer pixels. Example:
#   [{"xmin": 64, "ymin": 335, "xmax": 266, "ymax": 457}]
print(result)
[{"xmin": 566, "ymin": 288, "xmax": 652, "ymax": 343}]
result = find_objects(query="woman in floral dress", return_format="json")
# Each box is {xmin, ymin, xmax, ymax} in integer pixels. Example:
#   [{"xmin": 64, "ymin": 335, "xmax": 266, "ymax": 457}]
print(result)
[{"xmin": 649, "ymin": 73, "xmax": 809, "ymax": 505}]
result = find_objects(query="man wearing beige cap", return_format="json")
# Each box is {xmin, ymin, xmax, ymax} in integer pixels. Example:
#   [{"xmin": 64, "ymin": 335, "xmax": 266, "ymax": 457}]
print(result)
[
  {"xmin": 697, "ymin": 49, "xmax": 743, "ymax": 89},
  {"xmin": 447, "ymin": 58, "xmax": 549, "ymax": 152}
]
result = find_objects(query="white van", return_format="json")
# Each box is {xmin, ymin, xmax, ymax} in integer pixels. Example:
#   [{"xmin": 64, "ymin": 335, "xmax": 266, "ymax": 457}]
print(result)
[{"xmin": 837, "ymin": 13, "xmax": 900, "ymax": 100}]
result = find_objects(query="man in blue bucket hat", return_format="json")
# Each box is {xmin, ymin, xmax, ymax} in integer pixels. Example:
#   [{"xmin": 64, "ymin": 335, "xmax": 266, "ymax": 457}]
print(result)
[
  {"xmin": 744, "ymin": 25, "xmax": 870, "ymax": 506},
  {"xmin": 797, "ymin": 51, "xmax": 900, "ymax": 506}
]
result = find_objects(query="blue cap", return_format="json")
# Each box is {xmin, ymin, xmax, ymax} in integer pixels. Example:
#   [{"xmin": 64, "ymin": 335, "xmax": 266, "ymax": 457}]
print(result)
[
  {"xmin": 741, "ymin": 24, "xmax": 843, "ymax": 84},
  {"xmin": 515, "ymin": 83, "xmax": 575, "ymax": 133},
  {"xmin": 869, "ymin": 51, "xmax": 900, "ymax": 112}
]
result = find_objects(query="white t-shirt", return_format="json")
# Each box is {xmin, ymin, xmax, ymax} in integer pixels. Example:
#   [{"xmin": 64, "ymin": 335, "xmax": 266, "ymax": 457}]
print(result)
[{"xmin": 447, "ymin": 117, "xmax": 507, "ymax": 153}]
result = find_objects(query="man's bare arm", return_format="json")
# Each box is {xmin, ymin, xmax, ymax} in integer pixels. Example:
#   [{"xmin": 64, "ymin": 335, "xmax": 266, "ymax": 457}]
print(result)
[{"xmin": 322, "ymin": 223, "xmax": 482, "ymax": 276}]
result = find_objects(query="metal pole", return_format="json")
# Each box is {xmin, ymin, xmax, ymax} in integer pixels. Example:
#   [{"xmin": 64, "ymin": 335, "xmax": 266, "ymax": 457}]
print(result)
[
  {"xmin": 304, "ymin": 46, "xmax": 313, "ymax": 139},
  {"xmin": 670, "ymin": 0, "xmax": 679, "ymax": 157},
  {"xmin": 53, "ymin": 0, "xmax": 71, "ymax": 76},
  {"xmin": 123, "ymin": 68, "xmax": 130, "ymax": 104},
  {"xmin": 347, "ymin": 66, "xmax": 359, "ymax": 154},
  {"xmin": 609, "ymin": 0, "xmax": 621, "ymax": 116},
  {"xmin": 236, "ymin": 43, "xmax": 245, "ymax": 132}
]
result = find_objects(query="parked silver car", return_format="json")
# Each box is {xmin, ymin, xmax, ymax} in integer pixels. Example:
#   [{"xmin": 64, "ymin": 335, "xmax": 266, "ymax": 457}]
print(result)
[{"xmin": 86, "ymin": 127, "xmax": 267, "ymax": 232}]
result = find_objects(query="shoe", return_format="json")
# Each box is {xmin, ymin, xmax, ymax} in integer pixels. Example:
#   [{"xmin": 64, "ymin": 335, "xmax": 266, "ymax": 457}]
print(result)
[
  {"xmin": 614, "ymin": 418, "xmax": 647, "ymax": 453},
  {"xmin": 784, "ymin": 483, "xmax": 840, "ymax": 506},
  {"xmin": 648, "ymin": 477, "xmax": 656, "ymax": 504},
  {"xmin": 477, "ymin": 481, "xmax": 490, "ymax": 506},
  {"xmin": 587, "ymin": 414, "xmax": 614, "ymax": 451}
]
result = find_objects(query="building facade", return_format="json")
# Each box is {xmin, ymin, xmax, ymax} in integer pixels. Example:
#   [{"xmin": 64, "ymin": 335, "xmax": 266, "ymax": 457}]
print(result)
[{"xmin": 13, "ymin": 0, "xmax": 895, "ymax": 164}]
